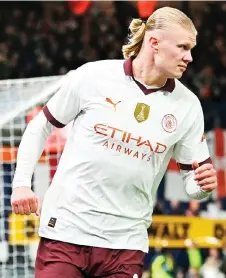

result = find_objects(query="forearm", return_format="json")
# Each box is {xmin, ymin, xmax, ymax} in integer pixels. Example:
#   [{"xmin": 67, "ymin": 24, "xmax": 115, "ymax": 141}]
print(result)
[
  {"xmin": 13, "ymin": 111, "xmax": 54, "ymax": 189},
  {"xmin": 181, "ymin": 170, "xmax": 211, "ymax": 200}
]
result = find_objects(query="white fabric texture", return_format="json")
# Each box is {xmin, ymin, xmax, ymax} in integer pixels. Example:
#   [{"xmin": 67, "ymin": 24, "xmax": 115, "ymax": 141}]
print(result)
[{"xmin": 13, "ymin": 111, "xmax": 54, "ymax": 189}]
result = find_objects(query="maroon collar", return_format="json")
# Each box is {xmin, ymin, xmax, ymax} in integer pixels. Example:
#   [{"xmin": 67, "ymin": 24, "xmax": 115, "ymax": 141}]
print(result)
[{"xmin": 123, "ymin": 57, "xmax": 175, "ymax": 95}]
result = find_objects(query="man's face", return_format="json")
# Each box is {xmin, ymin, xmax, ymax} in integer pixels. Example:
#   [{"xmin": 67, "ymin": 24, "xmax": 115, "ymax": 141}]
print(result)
[{"xmin": 151, "ymin": 25, "xmax": 196, "ymax": 79}]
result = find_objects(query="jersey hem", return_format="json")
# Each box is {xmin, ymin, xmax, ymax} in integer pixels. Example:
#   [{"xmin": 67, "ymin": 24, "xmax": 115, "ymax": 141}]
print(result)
[{"xmin": 38, "ymin": 232, "xmax": 149, "ymax": 253}]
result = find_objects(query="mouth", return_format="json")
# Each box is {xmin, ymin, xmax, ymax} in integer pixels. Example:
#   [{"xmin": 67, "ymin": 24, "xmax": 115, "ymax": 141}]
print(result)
[{"xmin": 178, "ymin": 65, "xmax": 187, "ymax": 71}]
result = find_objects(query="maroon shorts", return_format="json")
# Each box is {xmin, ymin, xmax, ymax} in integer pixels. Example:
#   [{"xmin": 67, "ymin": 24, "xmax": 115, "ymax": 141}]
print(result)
[{"xmin": 35, "ymin": 237, "xmax": 145, "ymax": 278}]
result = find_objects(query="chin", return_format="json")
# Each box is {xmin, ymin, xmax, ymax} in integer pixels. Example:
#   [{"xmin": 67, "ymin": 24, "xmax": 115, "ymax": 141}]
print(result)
[
  {"xmin": 165, "ymin": 69, "xmax": 184, "ymax": 79},
  {"xmin": 176, "ymin": 74, "xmax": 183, "ymax": 79},
  {"xmin": 172, "ymin": 71, "xmax": 184, "ymax": 79}
]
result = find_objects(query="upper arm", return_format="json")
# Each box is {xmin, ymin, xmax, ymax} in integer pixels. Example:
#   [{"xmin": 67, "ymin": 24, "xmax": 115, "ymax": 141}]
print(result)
[
  {"xmin": 43, "ymin": 67, "xmax": 85, "ymax": 128},
  {"xmin": 173, "ymin": 104, "xmax": 211, "ymax": 170}
]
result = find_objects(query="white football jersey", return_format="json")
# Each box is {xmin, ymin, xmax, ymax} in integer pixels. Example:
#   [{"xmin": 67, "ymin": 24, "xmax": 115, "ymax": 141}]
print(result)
[{"xmin": 39, "ymin": 58, "xmax": 210, "ymax": 252}]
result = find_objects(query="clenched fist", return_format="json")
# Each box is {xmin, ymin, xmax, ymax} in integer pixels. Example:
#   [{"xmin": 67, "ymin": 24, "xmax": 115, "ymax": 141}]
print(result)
[
  {"xmin": 193, "ymin": 161, "xmax": 217, "ymax": 192},
  {"xmin": 11, "ymin": 187, "xmax": 41, "ymax": 216}
]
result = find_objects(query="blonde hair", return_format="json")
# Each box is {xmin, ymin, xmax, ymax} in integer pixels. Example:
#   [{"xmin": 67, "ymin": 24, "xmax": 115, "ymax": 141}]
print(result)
[{"xmin": 122, "ymin": 7, "xmax": 197, "ymax": 59}]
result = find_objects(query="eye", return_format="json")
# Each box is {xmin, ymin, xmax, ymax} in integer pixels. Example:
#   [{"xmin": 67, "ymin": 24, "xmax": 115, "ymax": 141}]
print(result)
[
  {"xmin": 178, "ymin": 44, "xmax": 190, "ymax": 51},
  {"xmin": 178, "ymin": 45, "xmax": 187, "ymax": 50}
]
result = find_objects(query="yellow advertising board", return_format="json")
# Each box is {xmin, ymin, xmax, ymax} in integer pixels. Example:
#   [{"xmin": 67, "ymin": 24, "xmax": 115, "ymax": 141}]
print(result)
[
  {"xmin": 9, "ymin": 213, "xmax": 40, "ymax": 245},
  {"xmin": 149, "ymin": 216, "xmax": 226, "ymax": 248},
  {"xmin": 8, "ymin": 213, "xmax": 226, "ymax": 248}
]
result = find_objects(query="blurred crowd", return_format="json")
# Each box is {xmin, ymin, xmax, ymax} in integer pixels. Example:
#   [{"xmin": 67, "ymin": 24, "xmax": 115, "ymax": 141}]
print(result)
[
  {"xmin": 144, "ymin": 199, "xmax": 226, "ymax": 277},
  {"xmin": 1, "ymin": 1, "xmax": 226, "ymax": 129},
  {"xmin": 143, "ymin": 242, "xmax": 226, "ymax": 278},
  {"xmin": 1, "ymin": 1, "xmax": 226, "ymax": 277},
  {"xmin": 0, "ymin": 1, "xmax": 134, "ymax": 78}
]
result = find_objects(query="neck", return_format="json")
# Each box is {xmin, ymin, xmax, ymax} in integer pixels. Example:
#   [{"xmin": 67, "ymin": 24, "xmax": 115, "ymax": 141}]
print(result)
[{"xmin": 132, "ymin": 54, "xmax": 168, "ymax": 88}]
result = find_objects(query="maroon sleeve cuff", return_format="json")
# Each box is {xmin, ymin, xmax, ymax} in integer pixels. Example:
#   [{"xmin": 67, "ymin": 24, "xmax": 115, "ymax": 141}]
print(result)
[
  {"xmin": 178, "ymin": 157, "xmax": 212, "ymax": 170},
  {"xmin": 43, "ymin": 106, "xmax": 65, "ymax": 128}
]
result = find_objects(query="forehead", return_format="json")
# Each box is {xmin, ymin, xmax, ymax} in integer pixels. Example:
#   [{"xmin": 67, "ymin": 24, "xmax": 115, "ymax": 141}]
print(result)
[{"xmin": 163, "ymin": 24, "xmax": 197, "ymax": 46}]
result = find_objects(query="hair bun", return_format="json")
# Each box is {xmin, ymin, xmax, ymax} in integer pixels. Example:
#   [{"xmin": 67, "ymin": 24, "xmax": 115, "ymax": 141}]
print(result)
[{"xmin": 129, "ymin": 19, "xmax": 145, "ymax": 35}]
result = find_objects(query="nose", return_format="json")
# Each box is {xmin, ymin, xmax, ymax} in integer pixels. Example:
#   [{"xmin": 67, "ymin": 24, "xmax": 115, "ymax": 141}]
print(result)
[{"xmin": 183, "ymin": 50, "xmax": 193, "ymax": 63}]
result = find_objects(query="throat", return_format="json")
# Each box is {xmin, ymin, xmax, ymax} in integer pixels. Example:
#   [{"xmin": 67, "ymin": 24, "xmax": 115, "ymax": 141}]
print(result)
[{"xmin": 134, "ymin": 77, "xmax": 167, "ymax": 89}]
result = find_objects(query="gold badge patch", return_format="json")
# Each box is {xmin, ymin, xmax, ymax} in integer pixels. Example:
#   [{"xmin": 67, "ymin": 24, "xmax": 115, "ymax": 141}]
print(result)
[{"xmin": 134, "ymin": 103, "xmax": 150, "ymax": 123}]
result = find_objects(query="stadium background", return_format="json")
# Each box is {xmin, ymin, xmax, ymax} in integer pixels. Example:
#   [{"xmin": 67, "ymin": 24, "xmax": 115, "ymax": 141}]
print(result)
[{"xmin": 1, "ymin": 1, "xmax": 226, "ymax": 277}]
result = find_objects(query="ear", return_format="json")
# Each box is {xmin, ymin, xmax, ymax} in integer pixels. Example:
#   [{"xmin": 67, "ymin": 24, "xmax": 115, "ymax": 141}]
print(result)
[{"xmin": 149, "ymin": 36, "xmax": 159, "ymax": 53}]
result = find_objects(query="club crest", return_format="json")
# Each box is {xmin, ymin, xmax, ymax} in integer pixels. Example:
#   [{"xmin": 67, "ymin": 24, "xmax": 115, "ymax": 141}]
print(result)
[{"xmin": 162, "ymin": 114, "xmax": 177, "ymax": 133}]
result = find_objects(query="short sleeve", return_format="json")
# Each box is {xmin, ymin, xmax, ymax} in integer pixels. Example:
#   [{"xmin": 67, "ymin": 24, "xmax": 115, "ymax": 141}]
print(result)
[
  {"xmin": 43, "ymin": 67, "xmax": 85, "ymax": 128},
  {"xmin": 173, "ymin": 104, "xmax": 211, "ymax": 170}
]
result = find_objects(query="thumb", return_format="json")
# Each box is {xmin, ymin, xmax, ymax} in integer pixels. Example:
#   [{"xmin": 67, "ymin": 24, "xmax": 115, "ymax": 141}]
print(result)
[
  {"xmin": 192, "ymin": 161, "xmax": 199, "ymax": 170},
  {"xmin": 35, "ymin": 197, "xmax": 41, "ymax": 217}
]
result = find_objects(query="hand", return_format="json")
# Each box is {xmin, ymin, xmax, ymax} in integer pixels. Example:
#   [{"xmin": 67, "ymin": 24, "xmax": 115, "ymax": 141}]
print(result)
[
  {"xmin": 193, "ymin": 161, "xmax": 217, "ymax": 192},
  {"xmin": 11, "ymin": 187, "xmax": 41, "ymax": 216}
]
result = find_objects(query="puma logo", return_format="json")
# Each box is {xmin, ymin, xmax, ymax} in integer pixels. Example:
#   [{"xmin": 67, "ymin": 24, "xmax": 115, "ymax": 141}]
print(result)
[{"xmin": 105, "ymin": 97, "xmax": 121, "ymax": 111}]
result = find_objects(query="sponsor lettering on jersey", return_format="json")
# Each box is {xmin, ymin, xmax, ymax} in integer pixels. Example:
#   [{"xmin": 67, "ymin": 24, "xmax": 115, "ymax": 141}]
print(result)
[{"xmin": 94, "ymin": 123, "xmax": 167, "ymax": 161}]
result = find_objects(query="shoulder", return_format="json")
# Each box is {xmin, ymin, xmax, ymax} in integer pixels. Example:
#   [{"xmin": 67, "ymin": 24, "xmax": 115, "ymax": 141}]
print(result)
[
  {"xmin": 85, "ymin": 59, "xmax": 124, "ymax": 71},
  {"xmin": 62, "ymin": 60, "xmax": 125, "ymax": 97},
  {"xmin": 174, "ymin": 79, "xmax": 202, "ymax": 111},
  {"xmin": 69, "ymin": 60, "xmax": 124, "ymax": 78}
]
